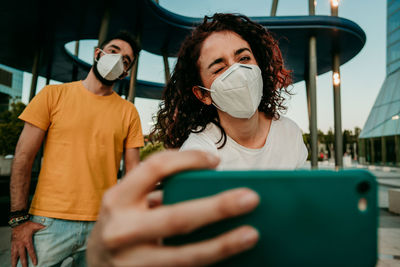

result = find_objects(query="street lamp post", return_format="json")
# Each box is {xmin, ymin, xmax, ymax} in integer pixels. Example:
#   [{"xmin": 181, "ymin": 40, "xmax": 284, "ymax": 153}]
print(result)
[
  {"xmin": 331, "ymin": 0, "xmax": 339, "ymax": 16},
  {"xmin": 331, "ymin": 0, "xmax": 343, "ymax": 169},
  {"xmin": 307, "ymin": 0, "xmax": 319, "ymax": 168},
  {"xmin": 270, "ymin": 0, "xmax": 279, "ymax": 17},
  {"xmin": 332, "ymin": 54, "xmax": 343, "ymax": 168}
]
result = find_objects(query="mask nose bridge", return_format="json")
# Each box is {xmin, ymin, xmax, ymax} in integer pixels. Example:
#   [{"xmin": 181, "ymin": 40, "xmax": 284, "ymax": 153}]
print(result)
[
  {"xmin": 220, "ymin": 63, "xmax": 240, "ymax": 81},
  {"xmin": 220, "ymin": 63, "xmax": 252, "ymax": 81}
]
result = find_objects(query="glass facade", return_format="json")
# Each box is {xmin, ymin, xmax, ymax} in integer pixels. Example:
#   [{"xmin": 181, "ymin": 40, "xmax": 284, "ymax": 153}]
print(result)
[
  {"xmin": 360, "ymin": 1, "xmax": 400, "ymax": 165},
  {"xmin": 388, "ymin": 8, "xmax": 400, "ymax": 33},
  {"xmin": 388, "ymin": 60, "xmax": 400, "ymax": 74},
  {"xmin": 0, "ymin": 63, "xmax": 23, "ymax": 103},
  {"xmin": 388, "ymin": 0, "xmax": 400, "ymax": 16},
  {"xmin": 388, "ymin": 28, "xmax": 400, "ymax": 46},
  {"xmin": 388, "ymin": 0, "xmax": 400, "ymax": 74},
  {"xmin": 388, "ymin": 42, "xmax": 400, "ymax": 63}
]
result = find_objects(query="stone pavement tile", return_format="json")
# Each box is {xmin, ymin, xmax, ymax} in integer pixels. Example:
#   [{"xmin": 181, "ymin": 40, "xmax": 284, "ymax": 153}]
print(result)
[
  {"xmin": 378, "ymin": 228, "xmax": 400, "ymax": 258},
  {"xmin": 380, "ymin": 209, "xmax": 400, "ymax": 228},
  {"xmin": 0, "ymin": 227, "xmax": 11, "ymax": 267},
  {"xmin": 379, "ymin": 186, "xmax": 390, "ymax": 208},
  {"xmin": 378, "ymin": 208, "xmax": 400, "ymax": 267},
  {"xmin": 377, "ymin": 258, "xmax": 400, "ymax": 267},
  {"xmin": 379, "ymin": 179, "xmax": 400, "ymax": 188},
  {"xmin": 0, "ymin": 210, "xmax": 398, "ymax": 266}
]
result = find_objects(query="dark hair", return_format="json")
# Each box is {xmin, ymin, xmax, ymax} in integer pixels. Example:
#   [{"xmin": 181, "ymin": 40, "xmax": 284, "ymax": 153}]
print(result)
[
  {"xmin": 99, "ymin": 30, "xmax": 140, "ymax": 70},
  {"xmin": 151, "ymin": 13, "xmax": 292, "ymax": 148}
]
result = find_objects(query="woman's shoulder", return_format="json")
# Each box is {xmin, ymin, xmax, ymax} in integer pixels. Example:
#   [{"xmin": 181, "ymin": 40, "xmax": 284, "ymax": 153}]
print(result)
[
  {"xmin": 180, "ymin": 123, "xmax": 220, "ymax": 153},
  {"xmin": 273, "ymin": 115, "xmax": 303, "ymax": 133}
]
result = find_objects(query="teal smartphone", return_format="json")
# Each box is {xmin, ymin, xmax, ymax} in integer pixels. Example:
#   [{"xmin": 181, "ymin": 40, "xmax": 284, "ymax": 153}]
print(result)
[{"xmin": 163, "ymin": 170, "xmax": 378, "ymax": 267}]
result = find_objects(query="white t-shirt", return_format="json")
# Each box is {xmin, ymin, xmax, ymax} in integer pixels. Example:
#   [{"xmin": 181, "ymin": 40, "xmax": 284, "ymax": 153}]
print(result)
[{"xmin": 180, "ymin": 116, "xmax": 308, "ymax": 170}]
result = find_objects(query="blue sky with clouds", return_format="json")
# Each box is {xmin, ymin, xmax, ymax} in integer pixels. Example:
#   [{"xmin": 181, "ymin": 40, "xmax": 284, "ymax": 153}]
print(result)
[{"xmin": 22, "ymin": 0, "xmax": 386, "ymax": 134}]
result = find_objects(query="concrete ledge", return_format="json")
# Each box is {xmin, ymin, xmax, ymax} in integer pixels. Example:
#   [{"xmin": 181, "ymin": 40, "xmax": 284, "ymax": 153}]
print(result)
[
  {"xmin": 389, "ymin": 189, "xmax": 400, "ymax": 214},
  {"xmin": 0, "ymin": 157, "xmax": 12, "ymax": 176}
]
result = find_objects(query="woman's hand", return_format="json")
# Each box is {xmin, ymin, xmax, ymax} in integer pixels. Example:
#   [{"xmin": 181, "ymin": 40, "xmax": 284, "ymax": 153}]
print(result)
[{"xmin": 87, "ymin": 150, "xmax": 259, "ymax": 267}]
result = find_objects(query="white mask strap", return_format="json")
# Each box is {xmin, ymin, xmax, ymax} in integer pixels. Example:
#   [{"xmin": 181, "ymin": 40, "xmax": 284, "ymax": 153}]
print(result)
[
  {"xmin": 197, "ymin": 86, "xmax": 225, "ymax": 111},
  {"xmin": 197, "ymin": 85, "xmax": 215, "ymax": 92},
  {"xmin": 211, "ymin": 102, "xmax": 224, "ymax": 111},
  {"xmin": 95, "ymin": 49, "xmax": 107, "ymax": 63}
]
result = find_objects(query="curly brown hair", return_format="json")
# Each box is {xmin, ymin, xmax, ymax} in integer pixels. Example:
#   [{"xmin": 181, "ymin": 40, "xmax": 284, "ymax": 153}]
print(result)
[{"xmin": 151, "ymin": 13, "xmax": 292, "ymax": 148}]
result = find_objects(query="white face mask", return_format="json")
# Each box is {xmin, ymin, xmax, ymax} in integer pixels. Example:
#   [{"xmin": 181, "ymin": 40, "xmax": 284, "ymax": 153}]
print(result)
[
  {"xmin": 95, "ymin": 49, "xmax": 125, "ymax": 81},
  {"xmin": 199, "ymin": 63, "xmax": 263, "ymax": 119}
]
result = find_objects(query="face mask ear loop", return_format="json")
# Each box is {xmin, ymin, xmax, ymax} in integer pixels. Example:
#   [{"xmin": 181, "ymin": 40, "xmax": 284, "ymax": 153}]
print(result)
[
  {"xmin": 95, "ymin": 49, "xmax": 106, "ymax": 63},
  {"xmin": 118, "ymin": 72, "xmax": 125, "ymax": 80},
  {"xmin": 196, "ymin": 86, "xmax": 225, "ymax": 112},
  {"xmin": 211, "ymin": 102, "xmax": 224, "ymax": 112},
  {"xmin": 197, "ymin": 85, "xmax": 215, "ymax": 92}
]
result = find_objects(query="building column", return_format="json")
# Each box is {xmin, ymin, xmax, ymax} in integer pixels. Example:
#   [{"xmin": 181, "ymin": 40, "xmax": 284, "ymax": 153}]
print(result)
[
  {"xmin": 370, "ymin": 138, "xmax": 375, "ymax": 164},
  {"xmin": 45, "ymin": 51, "xmax": 53, "ymax": 86},
  {"xmin": 127, "ymin": 55, "xmax": 139, "ymax": 103},
  {"xmin": 127, "ymin": 34, "xmax": 141, "ymax": 103},
  {"xmin": 381, "ymin": 136, "xmax": 387, "ymax": 165},
  {"xmin": 29, "ymin": 48, "xmax": 41, "ymax": 102},
  {"xmin": 98, "ymin": 9, "xmax": 110, "ymax": 46},
  {"xmin": 72, "ymin": 41, "xmax": 80, "ymax": 81},
  {"xmin": 395, "ymin": 135, "xmax": 400, "ymax": 166},
  {"xmin": 163, "ymin": 53, "xmax": 170, "ymax": 84}
]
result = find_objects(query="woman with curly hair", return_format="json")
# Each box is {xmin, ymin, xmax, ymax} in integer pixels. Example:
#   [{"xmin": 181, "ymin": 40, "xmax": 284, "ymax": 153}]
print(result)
[{"xmin": 152, "ymin": 13, "xmax": 307, "ymax": 170}]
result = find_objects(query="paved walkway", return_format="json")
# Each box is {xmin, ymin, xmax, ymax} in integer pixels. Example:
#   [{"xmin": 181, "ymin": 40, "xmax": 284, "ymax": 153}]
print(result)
[
  {"xmin": 378, "ymin": 209, "xmax": 400, "ymax": 267},
  {"xmin": 1, "ymin": 162, "xmax": 399, "ymax": 266},
  {"xmin": 303, "ymin": 161, "xmax": 400, "ymax": 266},
  {"xmin": 303, "ymin": 160, "xmax": 400, "ymax": 187},
  {"xmin": 1, "ymin": 210, "xmax": 398, "ymax": 266}
]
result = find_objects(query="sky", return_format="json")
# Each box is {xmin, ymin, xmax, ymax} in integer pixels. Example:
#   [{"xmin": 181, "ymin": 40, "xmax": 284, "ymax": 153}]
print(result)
[{"xmin": 21, "ymin": 0, "xmax": 386, "ymax": 135}]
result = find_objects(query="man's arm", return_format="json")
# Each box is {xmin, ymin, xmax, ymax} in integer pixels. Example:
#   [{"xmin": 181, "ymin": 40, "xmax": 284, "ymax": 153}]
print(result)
[
  {"xmin": 87, "ymin": 150, "xmax": 260, "ymax": 267},
  {"xmin": 124, "ymin": 147, "xmax": 140, "ymax": 173},
  {"xmin": 10, "ymin": 122, "xmax": 45, "ymax": 211},
  {"xmin": 10, "ymin": 122, "xmax": 46, "ymax": 267}
]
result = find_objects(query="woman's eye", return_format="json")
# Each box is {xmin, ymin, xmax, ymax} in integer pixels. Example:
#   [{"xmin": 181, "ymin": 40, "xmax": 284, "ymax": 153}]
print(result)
[
  {"xmin": 240, "ymin": 56, "xmax": 250, "ymax": 61},
  {"xmin": 214, "ymin": 68, "xmax": 223, "ymax": 74}
]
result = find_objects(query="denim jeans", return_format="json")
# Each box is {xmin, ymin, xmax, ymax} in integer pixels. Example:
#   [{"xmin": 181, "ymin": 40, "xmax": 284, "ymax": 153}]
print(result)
[{"xmin": 17, "ymin": 215, "xmax": 95, "ymax": 267}]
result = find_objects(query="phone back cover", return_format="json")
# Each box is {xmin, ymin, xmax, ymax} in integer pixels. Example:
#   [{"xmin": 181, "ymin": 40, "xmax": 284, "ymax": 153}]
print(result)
[{"xmin": 163, "ymin": 170, "xmax": 377, "ymax": 267}]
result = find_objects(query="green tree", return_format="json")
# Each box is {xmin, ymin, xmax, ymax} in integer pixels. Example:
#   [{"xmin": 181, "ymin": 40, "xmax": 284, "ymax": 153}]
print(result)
[
  {"xmin": 354, "ymin": 127, "xmax": 361, "ymax": 138},
  {"xmin": 326, "ymin": 128, "xmax": 334, "ymax": 159},
  {"xmin": 139, "ymin": 134, "xmax": 165, "ymax": 161},
  {"xmin": 0, "ymin": 102, "xmax": 26, "ymax": 155},
  {"xmin": 139, "ymin": 142, "xmax": 165, "ymax": 161}
]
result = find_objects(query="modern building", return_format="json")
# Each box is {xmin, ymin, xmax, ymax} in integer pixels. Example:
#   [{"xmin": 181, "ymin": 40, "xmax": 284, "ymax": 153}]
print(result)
[
  {"xmin": 359, "ymin": 0, "xmax": 400, "ymax": 166},
  {"xmin": 0, "ymin": 64, "xmax": 23, "ymax": 112}
]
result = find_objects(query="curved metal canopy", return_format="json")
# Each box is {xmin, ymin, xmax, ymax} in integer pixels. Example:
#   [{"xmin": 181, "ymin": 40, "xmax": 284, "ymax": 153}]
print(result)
[{"xmin": 0, "ymin": 0, "xmax": 366, "ymax": 99}]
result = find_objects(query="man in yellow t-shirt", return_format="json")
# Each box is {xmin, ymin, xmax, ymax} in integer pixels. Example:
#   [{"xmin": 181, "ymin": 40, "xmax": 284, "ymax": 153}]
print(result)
[{"xmin": 9, "ymin": 31, "xmax": 144, "ymax": 267}]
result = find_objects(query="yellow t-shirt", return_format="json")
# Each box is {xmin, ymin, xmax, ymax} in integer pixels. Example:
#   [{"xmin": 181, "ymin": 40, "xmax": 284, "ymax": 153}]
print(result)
[{"xmin": 19, "ymin": 81, "xmax": 144, "ymax": 221}]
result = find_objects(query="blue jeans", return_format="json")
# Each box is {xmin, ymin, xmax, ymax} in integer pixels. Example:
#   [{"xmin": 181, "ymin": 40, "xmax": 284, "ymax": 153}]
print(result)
[{"xmin": 17, "ymin": 215, "xmax": 95, "ymax": 267}]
